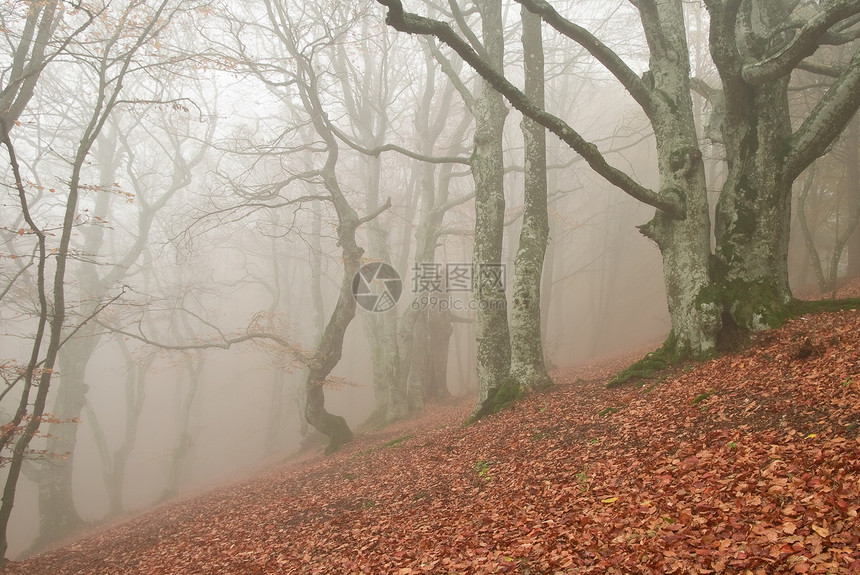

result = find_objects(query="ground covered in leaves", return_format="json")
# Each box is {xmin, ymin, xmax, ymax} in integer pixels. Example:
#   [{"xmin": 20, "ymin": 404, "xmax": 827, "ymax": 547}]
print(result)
[{"xmin": 5, "ymin": 306, "xmax": 860, "ymax": 573}]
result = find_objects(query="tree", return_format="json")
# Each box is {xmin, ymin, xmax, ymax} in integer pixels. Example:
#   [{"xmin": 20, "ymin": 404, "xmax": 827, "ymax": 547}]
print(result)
[
  {"xmin": 0, "ymin": 0, "xmax": 80, "ymax": 140},
  {"xmin": 0, "ymin": 0, "xmax": 196, "ymax": 558},
  {"xmin": 197, "ymin": 0, "xmax": 392, "ymax": 452},
  {"xmin": 33, "ymin": 73, "xmax": 213, "ymax": 551},
  {"xmin": 795, "ymin": 111, "xmax": 860, "ymax": 292},
  {"xmin": 508, "ymin": 3, "xmax": 552, "ymax": 392},
  {"xmin": 376, "ymin": 0, "xmax": 860, "ymax": 363},
  {"xmin": 468, "ymin": 0, "xmax": 513, "ymax": 411}
]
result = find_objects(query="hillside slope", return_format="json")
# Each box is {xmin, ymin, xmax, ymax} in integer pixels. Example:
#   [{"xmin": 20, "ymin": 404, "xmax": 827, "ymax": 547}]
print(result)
[{"xmin": 4, "ymin": 307, "xmax": 860, "ymax": 574}]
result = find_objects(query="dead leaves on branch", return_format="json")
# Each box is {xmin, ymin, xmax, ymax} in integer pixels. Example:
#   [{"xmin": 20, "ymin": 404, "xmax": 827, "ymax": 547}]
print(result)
[{"xmin": 6, "ymin": 308, "xmax": 860, "ymax": 574}]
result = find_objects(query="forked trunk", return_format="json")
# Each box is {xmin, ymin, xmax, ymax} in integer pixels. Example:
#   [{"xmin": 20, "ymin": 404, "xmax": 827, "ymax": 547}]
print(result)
[{"xmin": 636, "ymin": 0, "xmax": 718, "ymax": 359}]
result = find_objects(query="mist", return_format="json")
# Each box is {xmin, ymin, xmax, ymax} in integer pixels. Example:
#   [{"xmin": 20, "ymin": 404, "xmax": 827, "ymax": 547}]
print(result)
[{"xmin": 2, "ymin": 0, "xmax": 858, "ymax": 562}]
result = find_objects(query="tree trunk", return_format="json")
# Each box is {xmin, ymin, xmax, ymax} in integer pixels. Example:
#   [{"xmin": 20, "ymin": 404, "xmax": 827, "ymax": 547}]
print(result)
[
  {"xmin": 293, "ymin": 53, "xmax": 370, "ymax": 451},
  {"xmin": 426, "ymin": 309, "xmax": 453, "ymax": 400},
  {"xmin": 539, "ymin": 212, "xmax": 556, "ymax": 368},
  {"xmin": 160, "ymin": 353, "xmax": 202, "ymax": 502},
  {"xmin": 300, "ymin": 189, "xmax": 361, "ymax": 453},
  {"xmin": 302, "ymin": 213, "xmax": 360, "ymax": 453},
  {"xmin": 509, "ymin": 4, "xmax": 552, "ymax": 392},
  {"xmin": 704, "ymin": 0, "xmax": 860, "ymax": 331},
  {"xmin": 472, "ymin": 0, "xmax": 511, "ymax": 412},
  {"xmin": 638, "ymin": 0, "xmax": 717, "ymax": 359},
  {"xmin": 844, "ymin": 118, "xmax": 860, "ymax": 278},
  {"xmin": 34, "ymin": 135, "xmax": 121, "ymax": 547},
  {"xmin": 105, "ymin": 345, "xmax": 150, "ymax": 515},
  {"xmin": 32, "ymin": 332, "xmax": 99, "ymax": 550},
  {"xmin": 714, "ymin": 78, "xmax": 794, "ymax": 330},
  {"xmin": 363, "ymin": 151, "xmax": 401, "ymax": 424},
  {"xmin": 407, "ymin": 312, "xmax": 428, "ymax": 412}
]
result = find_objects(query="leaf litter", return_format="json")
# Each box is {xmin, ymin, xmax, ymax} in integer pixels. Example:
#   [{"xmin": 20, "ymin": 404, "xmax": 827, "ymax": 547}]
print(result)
[{"xmin": 4, "ymin": 294, "xmax": 860, "ymax": 574}]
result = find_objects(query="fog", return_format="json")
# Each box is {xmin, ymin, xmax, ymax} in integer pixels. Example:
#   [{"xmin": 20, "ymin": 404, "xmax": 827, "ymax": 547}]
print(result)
[{"xmin": 2, "ymin": 0, "xmax": 857, "ymax": 561}]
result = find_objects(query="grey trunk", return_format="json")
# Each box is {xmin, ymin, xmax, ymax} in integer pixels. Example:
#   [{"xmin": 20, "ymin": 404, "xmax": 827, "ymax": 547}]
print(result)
[
  {"xmin": 714, "ymin": 78, "xmax": 794, "ymax": 329},
  {"xmin": 472, "ymin": 0, "xmax": 511, "ymax": 411},
  {"xmin": 509, "ymin": 4, "xmax": 552, "ymax": 392},
  {"xmin": 638, "ymin": 0, "xmax": 717, "ymax": 357}
]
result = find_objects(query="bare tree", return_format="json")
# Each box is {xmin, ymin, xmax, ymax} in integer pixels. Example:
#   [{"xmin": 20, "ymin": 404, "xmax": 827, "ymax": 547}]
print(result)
[
  {"xmin": 33, "ymin": 78, "xmax": 213, "ymax": 550},
  {"xmin": 509, "ymin": 3, "xmax": 552, "ymax": 392},
  {"xmin": 0, "ymin": 0, "xmax": 187, "ymax": 558},
  {"xmin": 377, "ymin": 0, "xmax": 860, "ymax": 362}
]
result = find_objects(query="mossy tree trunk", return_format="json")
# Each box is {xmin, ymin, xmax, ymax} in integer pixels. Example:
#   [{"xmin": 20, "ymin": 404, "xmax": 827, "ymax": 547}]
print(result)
[
  {"xmin": 707, "ymin": 0, "xmax": 860, "ymax": 330},
  {"xmin": 637, "ymin": 0, "xmax": 718, "ymax": 359},
  {"xmin": 509, "ymin": 4, "xmax": 553, "ymax": 392},
  {"xmin": 472, "ymin": 0, "xmax": 511, "ymax": 412}
]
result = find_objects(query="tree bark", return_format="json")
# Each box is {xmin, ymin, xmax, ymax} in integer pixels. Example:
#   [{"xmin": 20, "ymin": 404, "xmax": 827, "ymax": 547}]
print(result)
[
  {"xmin": 844, "ymin": 118, "xmax": 860, "ymax": 278},
  {"xmin": 472, "ymin": 0, "xmax": 511, "ymax": 412},
  {"xmin": 638, "ymin": 0, "xmax": 717, "ymax": 358},
  {"xmin": 509, "ymin": 4, "xmax": 552, "ymax": 391},
  {"xmin": 714, "ymin": 76, "xmax": 794, "ymax": 328}
]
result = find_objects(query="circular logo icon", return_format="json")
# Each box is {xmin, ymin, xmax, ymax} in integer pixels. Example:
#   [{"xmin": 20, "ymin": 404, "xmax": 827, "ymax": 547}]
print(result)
[{"xmin": 352, "ymin": 262, "xmax": 402, "ymax": 313}]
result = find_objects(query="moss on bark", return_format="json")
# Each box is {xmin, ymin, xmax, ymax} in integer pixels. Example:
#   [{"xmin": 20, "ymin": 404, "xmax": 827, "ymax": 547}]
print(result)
[
  {"xmin": 466, "ymin": 376, "xmax": 523, "ymax": 424},
  {"xmin": 609, "ymin": 290, "xmax": 860, "ymax": 390},
  {"xmin": 607, "ymin": 332, "xmax": 685, "ymax": 388}
]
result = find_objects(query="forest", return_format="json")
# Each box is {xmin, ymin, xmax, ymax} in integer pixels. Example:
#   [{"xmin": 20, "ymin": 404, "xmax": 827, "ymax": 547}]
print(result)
[{"xmin": 1, "ymin": 0, "xmax": 860, "ymax": 570}]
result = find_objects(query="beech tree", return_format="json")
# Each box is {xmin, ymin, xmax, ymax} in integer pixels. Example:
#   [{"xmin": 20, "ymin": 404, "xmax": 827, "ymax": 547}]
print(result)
[
  {"xmin": 179, "ymin": 0, "xmax": 393, "ymax": 452},
  {"xmin": 0, "ymin": 0, "xmax": 190, "ymax": 558},
  {"xmin": 377, "ymin": 0, "xmax": 860, "ymax": 362},
  {"xmin": 508, "ymin": 4, "xmax": 552, "ymax": 392},
  {"xmin": 795, "ymin": 112, "xmax": 860, "ymax": 293},
  {"xmin": 467, "ymin": 0, "xmax": 512, "ymax": 408}
]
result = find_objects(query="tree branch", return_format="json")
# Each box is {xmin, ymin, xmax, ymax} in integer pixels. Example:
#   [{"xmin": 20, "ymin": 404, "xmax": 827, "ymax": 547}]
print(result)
[
  {"xmin": 100, "ymin": 323, "xmax": 313, "ymax": 365},
  {"xmin": 328, "ymin": 121, "xmax": 471, "ymax": 164},
  {"xmin": 358, "ymin": 197, "xmax": 392, "ymax": 226},
  {"xmin": 427, "ymin": 39, "xmax": 476, "ymax": 111},
  {"xmin": 785, "ymin": 46, "xmax": 860, "ymax": 181},
  {"xmin": 796, "ymin": 59, "xmax": 845, "ymax": 78},
  {"xmin": 376, "ymin": 0, "xmax": 684, "ymax": 219},
  {"xmin": 690, "ymin": 77, "xmax": 718, "ymax": 100},
  {"xmin": 0, "ymin": 262, "xmax": 32, "ymax": 304},
  {"xmin": 742, "ymin": 0, "xmax": 860, "ymax": 85},
  {"xmin": 448, "ymin": 0, "xmax": 488, "ymax": 61},
  {"xmin": 515, "ymin": 0, "xmax": 654, "ymax": 117}
]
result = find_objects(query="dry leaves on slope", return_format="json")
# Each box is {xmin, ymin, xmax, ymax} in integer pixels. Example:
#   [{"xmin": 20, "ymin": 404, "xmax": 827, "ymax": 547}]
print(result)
[{"xmin": 5, "ymin": 309, "xmax": 860, "ymax": 574}]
